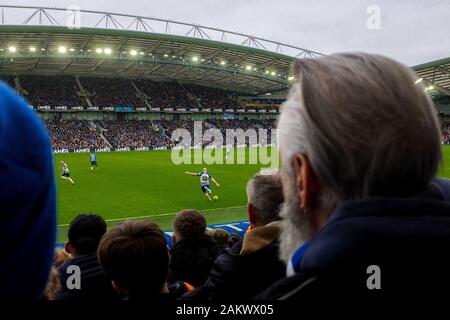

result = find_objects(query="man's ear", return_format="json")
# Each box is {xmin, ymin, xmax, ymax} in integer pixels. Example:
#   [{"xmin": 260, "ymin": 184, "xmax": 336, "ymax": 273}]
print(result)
[
  {"xmin": 64, "ymin": 241, "xmax": 72, "ymax": 255},
  {"xmin": 247, "ymin": 203, "xmax": 257, "ymax": 228},
  {"xmin": 293, "ymin": 153, "xmax": 319, "ymax": 210},
  {"xmin": 112, "ymin": 281, "xmax": 127, "ymax": 295},
  {"xmin": 172, "ymin": 234, "xmax": 177, "ymax": 245}
]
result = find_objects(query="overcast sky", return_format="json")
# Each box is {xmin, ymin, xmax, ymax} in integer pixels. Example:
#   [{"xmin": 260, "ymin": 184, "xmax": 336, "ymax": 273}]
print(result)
[{"xmin": 1, "ymin": 0, "xmax": 449, "ymax": 65}]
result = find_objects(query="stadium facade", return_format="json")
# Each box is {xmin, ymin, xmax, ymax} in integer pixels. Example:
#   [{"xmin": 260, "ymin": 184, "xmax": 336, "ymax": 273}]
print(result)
[{"xmin": 0, "ymin": 5, "xmax": 449, "ymax": 154}]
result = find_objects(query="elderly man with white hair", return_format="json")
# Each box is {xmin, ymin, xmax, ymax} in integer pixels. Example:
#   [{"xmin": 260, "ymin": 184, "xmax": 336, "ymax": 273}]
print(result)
[{"xmin": 257, "ymin": 53, "xmax": 450, "ymax": 300}]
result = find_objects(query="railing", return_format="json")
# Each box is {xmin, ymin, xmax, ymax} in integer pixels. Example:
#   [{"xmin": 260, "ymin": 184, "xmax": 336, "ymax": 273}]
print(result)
[{"xmin": 0, "ymin": 5, "xmax": 323, "ymax": 59}]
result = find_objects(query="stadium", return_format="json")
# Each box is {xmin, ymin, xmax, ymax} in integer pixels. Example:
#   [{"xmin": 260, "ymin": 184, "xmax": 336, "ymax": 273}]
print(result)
[
  {"xmin": 1, "ymin": 2, "xmax": 450, "ymax": 308},
  {"xmin": 0, "ymin": 5, "xmax": 315, "ymax": 240}
]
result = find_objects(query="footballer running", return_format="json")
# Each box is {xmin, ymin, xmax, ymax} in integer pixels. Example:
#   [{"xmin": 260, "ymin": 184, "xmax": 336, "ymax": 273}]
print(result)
[{"xmin": 60, "ymin": 160, "xmax": 75, "ymax": 185}]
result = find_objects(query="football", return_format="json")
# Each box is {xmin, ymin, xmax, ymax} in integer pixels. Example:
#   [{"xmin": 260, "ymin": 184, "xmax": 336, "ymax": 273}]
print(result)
[{"xmin": 213, "ymin": 195, "xmax": 219, "ymax": 201}]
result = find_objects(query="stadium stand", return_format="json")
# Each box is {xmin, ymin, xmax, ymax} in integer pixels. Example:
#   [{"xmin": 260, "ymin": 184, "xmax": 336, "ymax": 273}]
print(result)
[
  {"xmin": 45, "ymin": 119, "xmax": 109, "ymax": 150},
  {"xmin": 81, "ymin": 77, "xmax": 146, "ymax": 108},
  {"xmin": 20, "ymin": 75, "xmax": 85, "ymax": 107},
  {"xmin": 96, "ymin": 120, "xmax": 171, "ymax": 148},
  {"xmin": 42, "ymin": 118, "xmax": 276, "ymax": 150},
  {"xmin": 134, "ymin": 79, "xmax": 198, "ymax": 110},
  {"xmin": 439, "ymin": 111, "xmax": 450, "ymax": 144},
  {"xmin": 42, "ymin": 114, "xmax": 450, "ymax": 151},
  {"xmin": 183, "ymin": 83, "xmax": 241, "ymax": 110}
]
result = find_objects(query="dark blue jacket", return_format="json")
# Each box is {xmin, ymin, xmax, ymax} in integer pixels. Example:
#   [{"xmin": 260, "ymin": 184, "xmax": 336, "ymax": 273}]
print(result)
[
  {"xmin": 257, "ymin": 179, "xmax": 450, "ymax": 300},
  {"xmin": 0, "ymin": 81, "xmax": 56, "ymax": 299},
  {"xmin": 57, "ymin": 253, "xmax": 118, "ymax": 301},
  {"xmin": 169, "ymin": 235, "xmax": 219, "ymax": 287}
]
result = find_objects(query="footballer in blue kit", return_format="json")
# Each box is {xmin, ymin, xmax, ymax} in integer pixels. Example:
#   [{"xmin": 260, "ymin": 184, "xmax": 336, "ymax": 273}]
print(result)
[
  {"xmin": 185, "ymin": 167, "xmax": 220, "ymax": 201},
  {"xmin": 90, "ymin": 152, "xmax": 98, "ymax": 170}
]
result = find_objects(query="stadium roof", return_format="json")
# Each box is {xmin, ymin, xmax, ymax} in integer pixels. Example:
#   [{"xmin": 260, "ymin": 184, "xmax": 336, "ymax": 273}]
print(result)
[
  {"xmin": 0, "ymin": 5, "xmax": 324, "ymax": 93},
  {"xmin": 413, "ymin": 57, "xmax": 450, "ymax": 98}
]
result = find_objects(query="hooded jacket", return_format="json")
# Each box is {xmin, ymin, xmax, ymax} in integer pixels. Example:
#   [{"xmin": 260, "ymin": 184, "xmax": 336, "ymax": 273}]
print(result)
[
  {"xmin": 181, "ymin": 221, "xmax": 286, "ymax": 301},
  {"xmin": 0, "ymin": 81, "xmax": 56, "ymax": 299},
  {"xmin": 168, "ymin": 235, "xmax": 219, "ymax": 287},
  {"xmin": 57, "ymin": 253, "xmax": 118, "ymax": 301}
]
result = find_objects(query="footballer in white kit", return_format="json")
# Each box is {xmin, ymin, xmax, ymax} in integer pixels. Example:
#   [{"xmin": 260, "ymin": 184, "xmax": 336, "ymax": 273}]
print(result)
[{"xmin": 60, "ymin": 160, "xmax": 75, "ymax": 185}]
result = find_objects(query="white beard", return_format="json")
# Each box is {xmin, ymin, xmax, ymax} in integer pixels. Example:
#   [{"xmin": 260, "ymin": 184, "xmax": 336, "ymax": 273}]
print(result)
[{"xmin": 279, "ymin": 184, "xmax": 313, "ymax": 264}]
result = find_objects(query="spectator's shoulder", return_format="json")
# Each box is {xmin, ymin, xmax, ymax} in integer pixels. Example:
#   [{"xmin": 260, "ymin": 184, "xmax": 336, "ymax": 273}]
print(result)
[
  {"xmin": 432, "ymin": 178, "xmax": 450, "ymax": 201},
  {"xmin": 254, "ymin": 273, "xmax": 315, "ymax": 300}
]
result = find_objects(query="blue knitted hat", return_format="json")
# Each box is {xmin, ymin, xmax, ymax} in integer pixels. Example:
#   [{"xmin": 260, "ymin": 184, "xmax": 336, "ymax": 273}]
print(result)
[{"xmin": 0, "ymin": 81, "xmax": 56, "ymax": 299}]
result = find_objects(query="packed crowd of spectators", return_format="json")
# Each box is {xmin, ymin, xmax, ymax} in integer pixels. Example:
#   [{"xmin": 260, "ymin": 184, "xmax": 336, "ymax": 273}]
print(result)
[
  {"xmin": 438, "ymin": 111, "xmax": 450, "ymax": 144},
  {"xmin": 81, "ymin": 77, "xmax": 145, "ymax": 108},
  {"xmin": 41, "ymin": 112, "xmax": 450, "ymax": 150},
  {"xmin": 21, "ymin": 75, "xmax": 85, "ymax": 107},
  {"xmin": 96, "ymin": 120, "xmax": 171, "ymax": 148},
  {"xmin": 135, "ymin": 79, "xmax": 198, "ymax": 110},
  {"xmin": 184, "ymin": 83, "xmax": 241, "ymax": 109},
  {"xmin": 204, "ymin": 119, "xmax": 277, "ymax": 145},
  {"xmin": 43, "ymin": 119, "xmax": 277, "ymax": 150},
  {"xmin": 44, "ymin": 119, "xmax": 109, "ymax": 150},
  {"xmin": 158, "ymin": 119, "xmax": 277, "ymax": 147},
  {"xmin": 3, "ymin": 75, "xmax": 244, "ymax": 110}
]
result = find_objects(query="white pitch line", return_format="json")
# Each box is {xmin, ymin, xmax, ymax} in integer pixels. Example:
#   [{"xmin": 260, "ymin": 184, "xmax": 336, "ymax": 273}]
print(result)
[{"xmin": 57, "ymin": 205, "xmax": 247, "ymax": 227}]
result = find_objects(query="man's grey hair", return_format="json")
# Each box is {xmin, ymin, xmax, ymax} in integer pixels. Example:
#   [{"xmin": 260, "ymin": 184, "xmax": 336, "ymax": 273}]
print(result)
[
  {"xmin": 246, "ymin": 170, "xmax": 284, "ymax": 224},
  {"xmin": 279, "ymin": 52, "xmax": 442, "ymax": 210}
]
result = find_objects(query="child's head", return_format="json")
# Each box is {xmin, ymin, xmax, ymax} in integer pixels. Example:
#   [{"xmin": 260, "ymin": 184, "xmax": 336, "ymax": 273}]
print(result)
[{"xmin": 98, "ymin": 220, "xmax": 169, "ymax": 299}]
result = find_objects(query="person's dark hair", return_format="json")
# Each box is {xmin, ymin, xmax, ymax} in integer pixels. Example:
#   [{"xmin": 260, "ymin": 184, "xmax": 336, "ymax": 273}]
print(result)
[
  {"xmin": 97, "ymin": 220, "xmax": 169, "ymax": 299},
  {"xmin": 230, "ymin": 232, "xmax": 242, "ymax": 245},
  {"xmin": 208, "ymin": 228, "xmax": 230, "ymax": 248},
  {"xmin": 68, "ymin": 213, "xmax": 106, "ymax": 255},
  {"xmin": 173, "ymin": 209, "xmax": 207, "ymax": 240}
]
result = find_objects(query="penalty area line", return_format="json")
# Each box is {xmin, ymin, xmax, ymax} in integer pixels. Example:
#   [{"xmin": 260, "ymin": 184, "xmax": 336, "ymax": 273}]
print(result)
[{"xmin": 57, "ymin": 205, "xmax": 247, "ymax": 227}]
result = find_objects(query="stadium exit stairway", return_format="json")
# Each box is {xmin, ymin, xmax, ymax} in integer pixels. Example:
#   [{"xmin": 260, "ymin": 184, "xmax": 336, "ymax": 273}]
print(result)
[
  {"xmin": 75, "ymin": 76, "xmax": 93, "ymax": 108},
  {"xmin": 91, "ymin": 121, "xmax": 112, "ymax": 148},
  {"xmin": 131, "ymin": 81, "xmax": 152, "ymax": 108}
]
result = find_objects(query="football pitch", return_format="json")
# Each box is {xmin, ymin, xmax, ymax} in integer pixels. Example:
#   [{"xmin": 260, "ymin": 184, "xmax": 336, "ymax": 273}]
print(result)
[
  {"xmin": 55, "ymin": 147, "xmax": 276, "ymax": 242},
  {"xmin": 55, "ymin": 145, "xmax": 450, "ymax": 242}
]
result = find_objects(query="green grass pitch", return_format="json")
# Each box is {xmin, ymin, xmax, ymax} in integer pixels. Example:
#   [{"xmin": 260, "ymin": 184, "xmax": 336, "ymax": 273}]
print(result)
[
  {"xmin": 55, "ymin": 147, "xmax": 276, "ymax": 242},
  {"xmin": 55, "ymin": 145, "xmax": 450, "ymax": 242}
]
